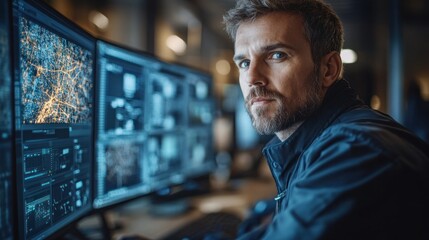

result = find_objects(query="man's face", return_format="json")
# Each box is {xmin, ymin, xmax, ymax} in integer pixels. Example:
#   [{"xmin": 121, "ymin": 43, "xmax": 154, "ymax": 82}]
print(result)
[{"xmin": 233, "ymin": 12, "xmax": 324, "ymax": 135}]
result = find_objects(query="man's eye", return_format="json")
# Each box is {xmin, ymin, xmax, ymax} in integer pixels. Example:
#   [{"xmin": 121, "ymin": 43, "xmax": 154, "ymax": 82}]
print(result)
[
  {"xmin": 238, "ymin": 60, "xmax": 250, "ymax": 69},
  {"xmin": 272, "ymin": 52, "xmax": 286, "ymax": 59}
]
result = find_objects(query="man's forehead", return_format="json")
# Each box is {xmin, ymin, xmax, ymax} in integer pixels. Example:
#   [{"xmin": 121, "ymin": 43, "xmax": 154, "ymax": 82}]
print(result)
[
  {"xmin": 235, "ymin": 12, "xmax": 304, "ymax": 39},
  {"xmin": 233, "ymin": 12, "xmax": 306, "ymax": 54}
]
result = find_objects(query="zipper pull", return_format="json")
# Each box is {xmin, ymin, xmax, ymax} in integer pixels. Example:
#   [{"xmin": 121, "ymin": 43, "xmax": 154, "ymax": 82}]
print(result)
[
  {"xmin": 274, "ymin": 189, "xmax": 287, "ymax": 201},
  {"xmin": 274, "ymin": 189, "xmax": 287, "ymax": 213}
]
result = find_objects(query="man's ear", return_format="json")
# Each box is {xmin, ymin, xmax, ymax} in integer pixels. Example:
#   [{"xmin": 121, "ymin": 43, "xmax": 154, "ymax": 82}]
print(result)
[{"xmin": 320, "ymin": 51, "xmax": 342, "ymax": 88}]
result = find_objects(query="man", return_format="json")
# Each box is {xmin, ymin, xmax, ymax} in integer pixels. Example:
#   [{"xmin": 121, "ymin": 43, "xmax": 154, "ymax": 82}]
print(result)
[{"xmin": 223, "ymin": 0, "xmax": 429, "ymax": 239}]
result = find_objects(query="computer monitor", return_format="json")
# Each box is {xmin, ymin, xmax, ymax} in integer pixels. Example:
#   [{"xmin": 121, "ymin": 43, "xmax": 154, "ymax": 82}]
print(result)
[
  {"xmin": 94, "ymin": 40, "xmax": 162, "ymax": 209},
  {"xmin": 145, "ymin": 63, "xmax": 189, "ymax": 186},
  {"xmin": 167, "ymin": 63, "xmax": 216, "ymax": 178},
  {"xmin": 143, "ymin": 62, "xmax": 216, "ymax": 212},
  {"xmin": 94, "ymin": 41, "xmax": 216, "ymax": 209},
  {"xmin": 147, "ymin": 62, "xmax": 216, "ymax": 183},
  {"xmin": 12, "ymin": 0, "xmax": 95, "ymax": 239},
  {"xmin": 0, "ymin": 0, "xmax": 14, "ymax": 239}
]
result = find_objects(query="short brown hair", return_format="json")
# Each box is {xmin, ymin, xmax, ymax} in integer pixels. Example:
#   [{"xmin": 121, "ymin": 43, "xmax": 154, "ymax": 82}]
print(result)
[{"xmin": 223, "ymin": 0, "xmax": 344, "ymax": 64}]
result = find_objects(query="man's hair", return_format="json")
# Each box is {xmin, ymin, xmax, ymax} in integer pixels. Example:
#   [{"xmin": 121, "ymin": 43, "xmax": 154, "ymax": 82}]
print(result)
[{"xmin": 223, "ymin": 0, "xmax": 344, "ymax": 64}]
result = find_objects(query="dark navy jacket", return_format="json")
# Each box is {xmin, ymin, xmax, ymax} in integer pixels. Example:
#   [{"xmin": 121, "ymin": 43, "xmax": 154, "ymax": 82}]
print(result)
[{"xmin": 241, "ymin": 79, "xmax": 429, "ymax": 240}]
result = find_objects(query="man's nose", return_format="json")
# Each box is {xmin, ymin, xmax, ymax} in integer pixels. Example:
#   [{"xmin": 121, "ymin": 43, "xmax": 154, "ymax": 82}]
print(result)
[{"xmin": 246, "ymin": 61, "xmax": 267, "ymax": 87}]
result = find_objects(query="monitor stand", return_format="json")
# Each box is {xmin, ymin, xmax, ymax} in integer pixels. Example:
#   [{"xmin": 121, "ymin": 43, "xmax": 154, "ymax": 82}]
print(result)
[
  {"xmin": 98, "ymin": 212, "xmax": 114, "ymax": 240},
  {"xmin": 67, "ymin": 228, "xmax": 90, "ymax": 240},
  {"xmin": 148, "ymin": 177, "xmax": 212, "ymax": 217},
  {"xmin": 64, "ymin": 211, "xmax": 122, "ymax": 240},
  {"xmin": 56, "ymin": 221, "xmax": 92, "ymax": 240}
]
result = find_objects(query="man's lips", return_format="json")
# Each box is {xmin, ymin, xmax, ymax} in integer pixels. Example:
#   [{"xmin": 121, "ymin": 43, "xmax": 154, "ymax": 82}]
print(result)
[{"xmin": 250, "ymin": 97, "xmax": 274, "ymax": 106}]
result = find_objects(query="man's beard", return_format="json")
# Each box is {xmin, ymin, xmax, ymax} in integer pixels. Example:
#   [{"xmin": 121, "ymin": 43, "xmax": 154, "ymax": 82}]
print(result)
[{"xmin": 245, "ymin": 69, "xmax": 324, "ymax": 135}]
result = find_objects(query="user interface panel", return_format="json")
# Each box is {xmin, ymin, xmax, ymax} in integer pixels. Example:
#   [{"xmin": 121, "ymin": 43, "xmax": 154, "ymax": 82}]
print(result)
[
  {"xmin": 94, "ymin": 42, "xmax": 216, "ymax": 209},
  {"xmin": 12, "ymin": 0, "xmax": 95, "ymax": 238},
  {"xmin": 149, "ymin": 63, "xmax": 215, "ymax": 180},
  {"xmin": 94, "ymin": 41, "xmax": 161, "ymax": 208}
]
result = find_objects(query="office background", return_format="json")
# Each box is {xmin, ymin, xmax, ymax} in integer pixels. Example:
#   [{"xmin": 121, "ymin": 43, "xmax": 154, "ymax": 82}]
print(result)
[{"xmin": 44, "ymin": 0, "xmax": 429, "ymax": 116}]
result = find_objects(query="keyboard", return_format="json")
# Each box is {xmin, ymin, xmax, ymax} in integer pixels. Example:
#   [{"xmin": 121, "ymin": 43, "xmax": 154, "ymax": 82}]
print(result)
[{"xmin": 161, "ymin": 211, "xmax": 243, "ymax": 240}]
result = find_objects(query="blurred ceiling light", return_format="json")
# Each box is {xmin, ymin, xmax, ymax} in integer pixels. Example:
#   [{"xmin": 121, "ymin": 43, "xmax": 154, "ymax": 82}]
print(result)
[
  {"xmin": 340, "ymin": 49, "xmax": 358, "ymax": 64},
  {"xmin": 216, "ymin": 59, "xmax": 231, "ymax": 75},
  {"xmin": 370, "ymin": 95, "xmax": 381, "ymax": 110},
  {"xmin": 418, "ymin": 77, "xmax": 429, "ymax": 101},
  {"xmin": 166, "ymin": 35, "xmax": 187, "ymax": 55},
  {"xmin": 89, "ymin": 11, "xmax": 109, "ymax": 30}
]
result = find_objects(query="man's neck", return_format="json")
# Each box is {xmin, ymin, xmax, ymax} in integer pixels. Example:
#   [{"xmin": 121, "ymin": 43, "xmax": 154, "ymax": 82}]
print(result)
[{"xmin": 275, "ymin": 121, "xmax": 304, "ymax": 142}]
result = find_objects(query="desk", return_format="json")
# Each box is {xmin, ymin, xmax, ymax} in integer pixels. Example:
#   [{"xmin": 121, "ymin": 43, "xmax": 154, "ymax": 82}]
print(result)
[{"xmin": 82, "ymin": 177, "xmax": 276, "ymax": 240}]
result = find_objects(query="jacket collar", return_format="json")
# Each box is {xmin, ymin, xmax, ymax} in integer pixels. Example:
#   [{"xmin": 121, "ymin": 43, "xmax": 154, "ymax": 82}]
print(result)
[{"xmin": 262, "ymin": 79, "xmax": 362, "ymax": 191}]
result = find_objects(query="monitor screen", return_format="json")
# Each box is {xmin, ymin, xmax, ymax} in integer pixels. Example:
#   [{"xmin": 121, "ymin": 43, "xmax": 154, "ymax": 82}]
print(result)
[
  {"xmin": 148, "ymin": 63, "xmax": 215, "ymax": 182},
  {"xmin": 94, "ymin": 40, "xmax": 162, "ymax": 208},
  {"xmin": 145, "ymin": 65, "xmax": 189, "ymax": 187},
  {"xmin": 94, "ymin": 42, "xmax": 216, "ymax": 208},
  {"xmin": 177, "ymin": 65, "xmax": 216, "ymax": 177},
  {"xmin": 12, "ymin": 0, "xmax": 95, "ymax": 239},
  {"xmin": 0, "ymin": 0, "xmax": 14, "ymax": 239}
]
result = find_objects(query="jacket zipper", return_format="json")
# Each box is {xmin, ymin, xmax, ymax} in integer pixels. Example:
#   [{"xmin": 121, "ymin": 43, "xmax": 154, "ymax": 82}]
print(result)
[{"xmin": 274, "ymin": 189, "xmax": 287, "ymax": 214}]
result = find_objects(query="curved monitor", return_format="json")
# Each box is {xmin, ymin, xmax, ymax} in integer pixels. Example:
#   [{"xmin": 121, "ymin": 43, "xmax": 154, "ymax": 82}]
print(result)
[{"xmin": 12, "ymin": 0, "xmax": 95, "ymax": 239}]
